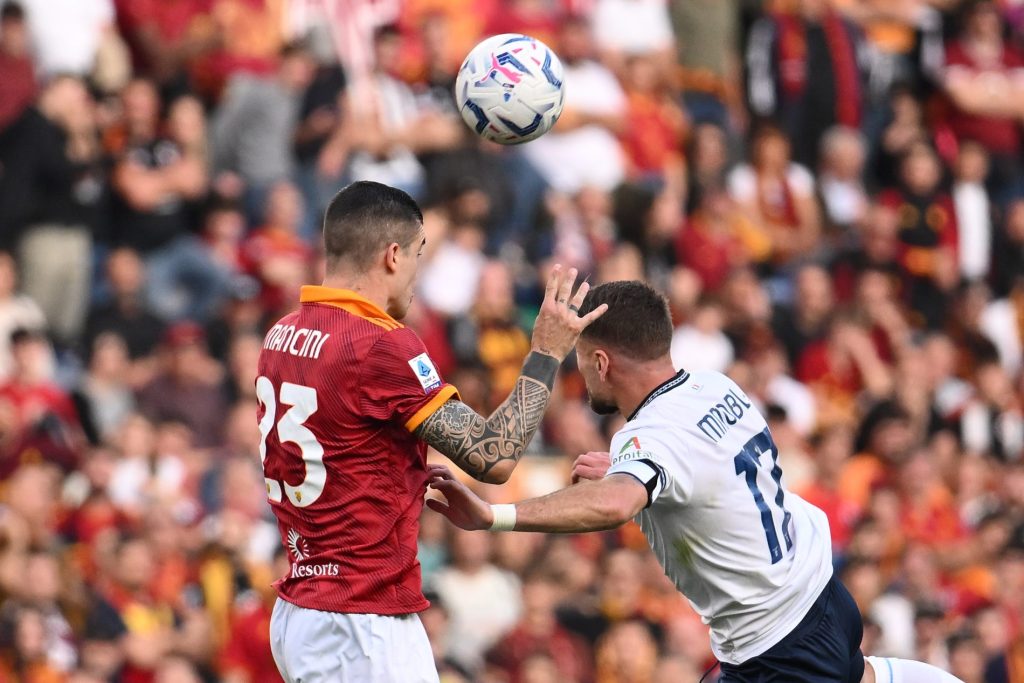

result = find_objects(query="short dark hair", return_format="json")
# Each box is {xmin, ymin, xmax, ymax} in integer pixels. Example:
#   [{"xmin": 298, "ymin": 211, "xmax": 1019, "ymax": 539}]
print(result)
[
  {"xmin": 577, "ymin": 281, "xmax": 672, "ymax": 361},
  {"xmin": 323, "ymin": 181, "xmax": 423, "ymax": 271},
  {"xmin": 1, "ymin": 2, "xmax": 24, "ymax": 21}
]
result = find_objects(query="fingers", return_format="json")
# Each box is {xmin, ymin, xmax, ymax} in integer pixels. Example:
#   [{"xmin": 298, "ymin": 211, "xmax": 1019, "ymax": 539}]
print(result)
[
  {"xmin": 425, "ymin": 498, "xmax": 452, "ymax": 519},
  {"xmin": 428, "ymin": 478, "xmax": 457, "ymax": 492},
  {"xmin": 427, "ymin": 463, "xmax": 455, "ymax": 480},
  {"xmin": 571, "ymin": 451, "xmax": 611, "ymax": 483},
  {"xmin": 578, "ymin": 303, "xmax": 609, "ymax": 327},
  {"xmin": 572, "ymin": 465, "xmax": 604, "ymax": 483},
  {"xmin": 556, "ymin": 267, "xmax": 577, "ymax": 307},
  {"xmin": 569, "ymin": 279, "xmax": 590, "ymax": 313},
  {"xmin": 544, "ymin": 264, "xmax": 562, "ymax": 304}
]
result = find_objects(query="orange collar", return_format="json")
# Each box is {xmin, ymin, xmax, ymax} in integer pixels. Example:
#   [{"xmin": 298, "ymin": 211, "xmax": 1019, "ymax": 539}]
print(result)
[{"xmin": 299, "ymin": 285, "xmax": 403, "ymax": 330}]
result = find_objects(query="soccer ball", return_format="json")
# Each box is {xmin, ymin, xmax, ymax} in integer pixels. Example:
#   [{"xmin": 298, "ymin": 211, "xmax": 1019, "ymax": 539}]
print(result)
[{"xmin": 454, "ymin": 33, "xmax": 566, "ymax": 145}]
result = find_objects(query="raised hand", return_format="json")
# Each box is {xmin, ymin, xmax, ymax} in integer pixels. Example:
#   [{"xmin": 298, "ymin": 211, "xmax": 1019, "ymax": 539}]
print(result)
[
  {"xmin": 425, "ymin": 464, "xmax": 493, "ymax": 531},
  {"xmin": 530, "ymin": 265, "xmax": 609, "ymax": 361},
  {"xmin": 571, "ymin": 451, "xmax": 611, "ymax": 484}
]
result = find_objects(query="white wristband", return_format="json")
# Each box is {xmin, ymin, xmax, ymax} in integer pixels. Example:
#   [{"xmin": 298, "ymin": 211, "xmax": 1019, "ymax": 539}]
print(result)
[{"xmin": 489, "ymin": 504, "xmax": 517, "ymax": 531}]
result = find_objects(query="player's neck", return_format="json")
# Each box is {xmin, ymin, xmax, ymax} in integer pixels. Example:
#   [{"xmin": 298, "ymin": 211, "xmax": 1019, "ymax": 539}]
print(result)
[
  {"xmin": 320, "ymin": 273, "xmax": 390, "ymax": 312},
  {"xmin": 615, "ymin": 358, "xmax": 679, "ymax": 419}
]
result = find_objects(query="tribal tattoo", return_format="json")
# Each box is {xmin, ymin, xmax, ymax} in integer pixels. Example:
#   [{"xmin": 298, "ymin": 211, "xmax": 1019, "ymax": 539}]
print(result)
[{"xmin": 414, "ymin": 352, "xmax": 559, "ymax": 483}]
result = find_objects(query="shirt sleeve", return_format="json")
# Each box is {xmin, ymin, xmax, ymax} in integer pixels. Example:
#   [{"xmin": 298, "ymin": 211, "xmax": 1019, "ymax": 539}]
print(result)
[
  {"xmin": 358, "ymin": 327, "xmax": 460, "ymax": 432},
  {"xmin": 606, "ymin": 427, "xmax": 693, "ymax": 507}
]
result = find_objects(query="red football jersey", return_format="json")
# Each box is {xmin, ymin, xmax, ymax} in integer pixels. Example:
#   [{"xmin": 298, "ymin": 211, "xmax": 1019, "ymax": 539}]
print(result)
[{"xmin": 256, "ymin": 286, "xmax": 458, "ymax": 614}]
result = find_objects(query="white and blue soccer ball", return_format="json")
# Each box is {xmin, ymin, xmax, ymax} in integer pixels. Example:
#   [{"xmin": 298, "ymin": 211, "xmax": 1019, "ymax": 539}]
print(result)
[{"xmin": 454, "ymin": 33, "xmax": 566, "ymax": 145}]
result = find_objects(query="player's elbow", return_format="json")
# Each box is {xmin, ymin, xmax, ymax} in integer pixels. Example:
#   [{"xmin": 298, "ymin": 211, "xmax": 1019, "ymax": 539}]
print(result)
[
  {"xmin": 594, "ymin": 479, "xmax": 649, "ymax": 527},
  {"xmin": 478, "ymin": 461, "xmax": 514, "ymax": 485}
]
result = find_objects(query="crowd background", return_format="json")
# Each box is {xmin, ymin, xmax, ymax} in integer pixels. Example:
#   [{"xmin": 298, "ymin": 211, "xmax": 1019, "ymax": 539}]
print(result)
[{"xmin": 0, "ymin": 0, "xmax": 1024, "ymax": 681}]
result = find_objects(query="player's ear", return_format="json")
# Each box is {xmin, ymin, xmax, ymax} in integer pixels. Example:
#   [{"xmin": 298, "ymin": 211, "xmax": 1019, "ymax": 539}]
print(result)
[
  {"xmin": 595, "ymin": 349, "xmax": 610, "ymax": 381},
  {"xmin": 384, "ymin": 242, "xmax": 401, "ymax": 273}
]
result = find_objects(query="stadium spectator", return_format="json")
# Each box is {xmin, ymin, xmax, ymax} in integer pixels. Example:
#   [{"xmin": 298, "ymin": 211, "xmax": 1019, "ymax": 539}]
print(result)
[
  {"xmin": 0, "ymin": 76, "xmax": 101, "ymax": 339},
  {"xmin": 942, "ymin": 0, "xmax": 1024, "ymax": 200},
  {"xmin": 952, "ymin": 141, "xmax": 994, "ymax": 283},
  {"xmin": 432, "ymin": 529, "xmax": 523, "ymax": 671},
  {"xmin": 111, "ymin": 0, "xmax": 219, "ymax": 93},
  {"xmin": 19, "ymin": 0, "xmax": 118, "ymax": 77},
  {"xmin": 746, "ymin": 0, "xmax": 866, "ymax": 168},
  {"xmin": 727, "ymin": 124, "xmax": 822, "ymax": 267},
  {"xmin": 0, "ymin": 2, "xmax": 35, "ymax": 133},
  {"xmin": 84, "ymin": 248, "xmax": 165, "ymax": 368},
  {"xmin": 108, "ymin": 79, "xmax": 206, "ymax": 259},
  {"xmin": 819, "ymin": 125, "xmax": 870, "ymax": 233},
  {"xmin": 0, "ymin": 253, "xmax": 45, "ymax": 380},
  {"xmin": 0, "ymin": 328, "xmax": 81, "ymax": 451},
  {"xmin": 880, "ymin": 142, "xmax": 959, "ymax": 330},
  {"xmin": 0, "ymin": 0, "xmax": 1022, "ymax": 679},
  {"xmin": 992, "ymin": 200, "xmax": 1024, "ymax": 298},
  {"xmin": 343, "ymin": 24, "xmax": 461, "ymax": 199},
  {"xmin": 618, "ymin": 54, "xmax": 687, "ymax": 199},
  {"xmin": 77, "ymin": 332, "xmax": 136, "ymax": 442},
  {"xmin": 241, "ymin": 182, "xmax": 313, "ymax": 316},
  {"xmin": 522, "ymin": 16, "xmax": 627, "ymax": 194},
  {"xmin": 486, "ymin": 574, "xmax": 592, "ymax": 683},
  {"xmin": 670, "ymin": 301, "xmax": 734, "ymax": 374},
  {"xmin": 591, "ymin": 0, "xmax": 674, "ymax": 77},
  {"xmin": 668, "ymin": 0, "xmax": 742, "ymax": 128},
  {"xmin": 293, "ymin": 44, "xmax": 348, "ymax": 240},
  {"xmin": 449, "ymin": 260, "xmax": 530, "ymax": 407},
  {"xmin": 136, "ymin": 323, "xmax": 228, "ymax": 448},
  {"xmin": 212, "ymin": 42, "xmax": 317, "ymax": 221}
]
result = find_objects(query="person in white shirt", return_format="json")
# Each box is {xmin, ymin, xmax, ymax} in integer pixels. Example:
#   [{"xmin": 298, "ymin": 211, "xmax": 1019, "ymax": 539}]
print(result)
[
  {"xmin": 427, "ymin": 281, "xmax": 964, "ymax": 683},
  {"xmin": 952, "ymin": 141, "xmax": 993, "ymax": 283},
  {"xmin": 20, "ymin": 0, "xmax": 114, "ymax": 77},
  {"xmin": 521, "ymin": 17, "xmax": 626, "ymax": 193}
]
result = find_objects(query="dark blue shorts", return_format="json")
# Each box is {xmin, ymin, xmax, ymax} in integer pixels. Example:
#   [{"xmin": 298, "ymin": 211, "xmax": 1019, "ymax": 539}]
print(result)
[{"xmin": 718, "ymin": 576, "xmax": 865, "ymax": 683}]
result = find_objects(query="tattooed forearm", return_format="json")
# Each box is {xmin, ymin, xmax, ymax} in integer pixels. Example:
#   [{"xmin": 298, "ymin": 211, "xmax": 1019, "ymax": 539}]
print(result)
[{"xmin": 414, "ymin": 352, "xmax": 559, "ymax": 484}]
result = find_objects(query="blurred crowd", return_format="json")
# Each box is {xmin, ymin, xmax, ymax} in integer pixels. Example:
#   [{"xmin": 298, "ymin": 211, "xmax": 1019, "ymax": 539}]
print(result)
[{"xmin": 0, "ymin": 0, "xmax": 1024, "ymax": 681}]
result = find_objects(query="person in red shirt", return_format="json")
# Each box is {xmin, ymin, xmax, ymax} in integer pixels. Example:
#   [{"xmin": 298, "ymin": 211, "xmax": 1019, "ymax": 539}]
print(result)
[
  {"xmin": 220, "ymin": 591, "xmax": 280, "ymax": 683},
  {"xmin": 0, "ymin": 2, "xmax": 36, "ymax": 133},
  {"xmin": 112, "ymin": 0, "xmax": 217, "ymax": 88},
  {"xmin": 257, "ymin": 181, "xmax": 606, "ymax": 682},
  {"xmin": 0, "ymin": 328, "xmax": 83, "ymax": 477},
  {"xmin": 241, "ymin": 181, "xmax": 312, "ymax": 316},
  {"xmin": 942, "ymin": 2, "xmax": 1024, "ymax": 162},
  {"xmin": 619, "ymin": 54, "xmax": 687, "ymax": 198}
]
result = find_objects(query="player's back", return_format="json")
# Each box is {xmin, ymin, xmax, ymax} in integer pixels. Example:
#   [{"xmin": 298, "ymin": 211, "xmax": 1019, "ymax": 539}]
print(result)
[
  {"xmin": 607, "ymin": 370, "xmax": 833, "ymax": 664},
  {"xmin": 256, "ymin": 287, "xmax": 457, "ymax": 615}
]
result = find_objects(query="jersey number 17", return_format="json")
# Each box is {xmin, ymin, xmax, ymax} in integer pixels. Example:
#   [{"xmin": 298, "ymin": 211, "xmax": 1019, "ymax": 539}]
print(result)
[{"xmin": 733, "ymin": 427, "xmax": 793, "ymax": 564}]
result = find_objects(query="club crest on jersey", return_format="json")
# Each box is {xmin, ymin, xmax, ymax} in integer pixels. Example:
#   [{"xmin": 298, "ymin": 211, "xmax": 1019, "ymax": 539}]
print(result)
[
  {"xmin": 408, "ymin": 353, "xmax": 442, "ymax": 393},
  {"xmin": 287, "ymin": 528, "xmax": 310, "ymax": 561}
]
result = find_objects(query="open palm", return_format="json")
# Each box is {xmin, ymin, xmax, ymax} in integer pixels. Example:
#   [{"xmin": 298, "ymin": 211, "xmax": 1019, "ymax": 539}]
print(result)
[{"xmin": 425, "ymin": 464, "xmax": 492, "ymax": 531}]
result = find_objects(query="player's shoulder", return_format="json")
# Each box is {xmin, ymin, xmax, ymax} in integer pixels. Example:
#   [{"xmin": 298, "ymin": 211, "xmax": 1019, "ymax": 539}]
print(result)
[
  {"xmin": 685, "ymin": 370, "xmax": 742, "ymax": 396},
  {"xmin": 638, "ymin": 370, "xmax": 735, "ymax": 416}
]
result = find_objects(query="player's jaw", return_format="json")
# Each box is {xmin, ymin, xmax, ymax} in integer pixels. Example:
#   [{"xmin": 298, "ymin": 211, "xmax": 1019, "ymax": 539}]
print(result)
[
  {"xmin": 576, "ymin": 342, "xmax": 620, "ymax": 415},
  {"xmin": 386, "ymin": 232, "xmax": 426, "ymax": 320},
  {"xmin": 586, "ymin": 391, "xmax": 619, "ymax": 416}
]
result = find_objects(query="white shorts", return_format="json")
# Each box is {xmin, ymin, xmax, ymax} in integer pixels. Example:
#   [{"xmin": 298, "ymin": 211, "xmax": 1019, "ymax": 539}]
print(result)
[{"xmin": 270, "ymin": 598, "xmax": 440, "ymax": 683}]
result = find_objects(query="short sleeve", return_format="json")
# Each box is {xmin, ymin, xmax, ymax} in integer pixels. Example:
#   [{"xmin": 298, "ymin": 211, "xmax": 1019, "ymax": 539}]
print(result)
[
  {"xmin": 606, "ymin": 427, "xmax": 693, "ymax": 507},
  {"xmin": 358, "ymin": 328, "xmax": 460, "ymax": 432}
]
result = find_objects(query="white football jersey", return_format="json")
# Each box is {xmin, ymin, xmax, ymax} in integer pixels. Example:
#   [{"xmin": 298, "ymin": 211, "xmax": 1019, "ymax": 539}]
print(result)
[{"xmin": 606, "ymin": 370, "xmax": 833, "ymax": 665}]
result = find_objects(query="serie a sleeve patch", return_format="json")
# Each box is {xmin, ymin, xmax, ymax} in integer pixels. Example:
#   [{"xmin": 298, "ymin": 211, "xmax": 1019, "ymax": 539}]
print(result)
[{"xmin": 408, "ymin": 353, "xmax": 443, "ymax": 393}]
